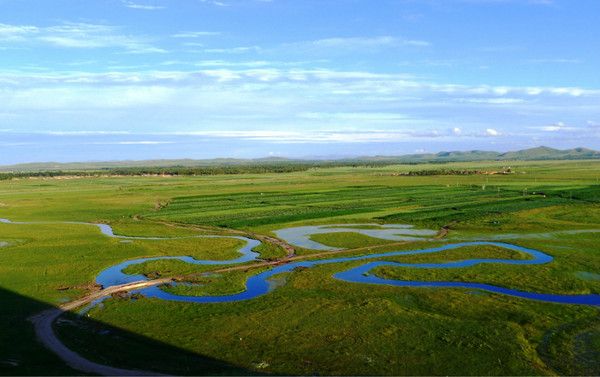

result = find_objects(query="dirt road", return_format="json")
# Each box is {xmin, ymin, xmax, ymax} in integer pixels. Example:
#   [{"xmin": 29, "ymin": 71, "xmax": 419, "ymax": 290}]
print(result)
[
  {"xmin": 149, "ymin": 219, "xmax": 297, "ymax": 258},
  {"xmin": 29, "ymin": 279, "xmax": 172, "ymax": 376}
]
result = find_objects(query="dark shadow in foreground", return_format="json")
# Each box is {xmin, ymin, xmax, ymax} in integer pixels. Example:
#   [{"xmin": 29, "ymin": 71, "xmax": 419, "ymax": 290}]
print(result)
[{"xmin": 0, "ymin": 286, "xmax": 254, "ymax": 376}]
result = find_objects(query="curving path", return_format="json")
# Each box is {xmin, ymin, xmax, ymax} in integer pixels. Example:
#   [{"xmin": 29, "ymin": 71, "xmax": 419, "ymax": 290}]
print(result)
[{"xmin": 29, "ymin": 280, "xmax": 172, "ymax": 376}]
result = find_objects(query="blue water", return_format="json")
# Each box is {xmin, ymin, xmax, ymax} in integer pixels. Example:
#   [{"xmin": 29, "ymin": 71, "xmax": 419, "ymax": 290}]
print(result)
[
  {"xmin": 96, "ymin": 237, "xmax": 260, "ymax": 286},
  {"xmin": 117, "ymin": 241, "xmax": 600, "ymax": 306},
  {"xmin": 2, "ymin": 218, "xmax": 599, "ymax": 306}
]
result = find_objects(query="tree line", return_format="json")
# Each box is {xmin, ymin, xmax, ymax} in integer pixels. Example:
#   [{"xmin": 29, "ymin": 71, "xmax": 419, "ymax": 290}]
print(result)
[{"xmin": 0, "ymin": 161, "xmax": 406, "ymax": 180}]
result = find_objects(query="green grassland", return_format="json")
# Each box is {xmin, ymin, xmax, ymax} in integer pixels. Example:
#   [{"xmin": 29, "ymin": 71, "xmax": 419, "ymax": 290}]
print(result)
[{"xmin": 0, "ymin": 160, "xmax": 599, "ymax": 375}]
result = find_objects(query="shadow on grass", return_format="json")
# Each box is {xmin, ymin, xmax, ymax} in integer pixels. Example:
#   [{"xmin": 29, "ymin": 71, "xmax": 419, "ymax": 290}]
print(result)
[{"xmin": 0, "ymin": 286, "xmax": 254, "ymax": 376}]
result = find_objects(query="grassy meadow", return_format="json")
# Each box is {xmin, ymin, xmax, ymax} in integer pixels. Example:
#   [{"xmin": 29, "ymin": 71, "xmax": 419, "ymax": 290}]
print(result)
[{"xmin": 0, "ymin": 160, "xmax": 599, "ymax": 375}]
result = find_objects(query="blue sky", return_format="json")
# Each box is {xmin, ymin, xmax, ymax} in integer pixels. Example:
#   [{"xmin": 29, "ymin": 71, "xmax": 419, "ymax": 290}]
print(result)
[{"xmin": 1, "ymin": 0, "xmax": 599, "ymax": 164}]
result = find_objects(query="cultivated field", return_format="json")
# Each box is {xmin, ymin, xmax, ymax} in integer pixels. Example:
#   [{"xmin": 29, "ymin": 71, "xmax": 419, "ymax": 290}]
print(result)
[{"xmin": 0, "ymin": 160, "xmax": 599, "ymax": 375}]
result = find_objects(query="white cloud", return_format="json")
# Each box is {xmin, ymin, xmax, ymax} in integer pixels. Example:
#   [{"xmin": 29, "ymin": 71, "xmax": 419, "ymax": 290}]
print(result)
[
  {"xmin": 526, "ymin": 58, "xmax": 581, "ymax": 64},
  {"xmin": 155, "ymin": 127, "xmax": 509, "ymax": 143},
  {"xmin": 0, "ymin": 23, "xmax": 39, "ymax": 41},
  {"xmin": 172, "ymin": 31, "xmax": 221, "ymax": 38},
  {"xmin": 3, "ymin": 85, "xmax": 175, "ymax": 110},
  {"xmin": 540, "ymin": 126, "xmax": 562, "ymax": 132},
  {"xmin": 199, "ymin": 0, "xmax": 230, "ymax": 6},
  {"xmin": 525, "ymin": 87, "xmax": 543, "ymax": 95},
  {"xmin": 281, "ymin": 36, "xmax": 430, "ymax": 55},
  {"xmin": 90, "ymin": 141, "xmax": 174, "ymax": 145},
  {"xmin": 3, "ymin": 68, "xmax": 594, "ymax": 101},
  {"xmin": 457, "ymin": 97, "xmax": 525, "ymax": 104},
  {"xmin": 540, "ymin": 121, "xmax": 565, "ymax": 132},
  {"xmin": 0, "ymin": 142, "xmax": 38, "ymax": 146},
  {"xmin": 297, "ymin": 112, "xmax": 411, "ymax": 123},
  {"xmin": 6, "ymin": 127, "xmax": 511, "ymax": 144},
  {"xmin": 194, "ymin": 36, "xmax": 428, "ymax": 57},
  {"xmin": 1, "ymin": 69, "xmax": 598, "ymax": 101},
  {"xmin": 121, "ymin": 1, "xmax": 165, "ymax": 10},
  {"xmin": 194, "ymin": 60, "xmax": 271, "ymax": 67},
  {"xmin": 309, "ymin": 36, "xmax": 430, "ymax": 48},
  {"xmin": 536, "ymin": 121, "xmax": 580, "ymax": 132},
  {"xmin": 0, "ymin": 22, "xmax": 165, "ymax": 53},
  {"xmin": 0, "ymin": 67, "xmax": 598, "ymax": 144},
  {"xmin": 160, "ymin": 130, "xmax": 416, "ymax": 143},
  {"xmin": 43, "ymin": 131, "xmax": 132, "ymax": 135},
  {"xmin": 203, "ymin": 46, "xmax": 261, "ymax": 54}
]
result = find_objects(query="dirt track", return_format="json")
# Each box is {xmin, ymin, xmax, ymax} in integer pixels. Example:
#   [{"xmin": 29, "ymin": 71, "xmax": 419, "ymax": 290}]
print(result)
[
  {"xmin": 150, "ymin": 219, "xmax": 297, "ymax": 258},
  {"xmin": 29, "ymin": 279, "xmax": 172, "ymax": 376}
]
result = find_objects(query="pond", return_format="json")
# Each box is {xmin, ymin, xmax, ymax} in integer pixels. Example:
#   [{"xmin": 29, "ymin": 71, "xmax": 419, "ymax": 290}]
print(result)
[{"xmin": 274, "ymin": 223, "xmax": 438, "ymax": 250}]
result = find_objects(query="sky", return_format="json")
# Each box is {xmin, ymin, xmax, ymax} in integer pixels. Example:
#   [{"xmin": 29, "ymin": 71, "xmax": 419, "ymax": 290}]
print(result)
[{"xmin": 0, "ymin": 0, "xmax": 599, "ymax": 164}]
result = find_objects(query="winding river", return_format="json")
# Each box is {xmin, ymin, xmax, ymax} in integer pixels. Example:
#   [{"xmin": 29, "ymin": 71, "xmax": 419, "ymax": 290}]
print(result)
[
  {"xmin": 1, "ymin": 218, "xmax": 599, "ymax": 306},
  {"xmin": 106, "ymin": 241, "xmax": 600, "ymax": 306}
]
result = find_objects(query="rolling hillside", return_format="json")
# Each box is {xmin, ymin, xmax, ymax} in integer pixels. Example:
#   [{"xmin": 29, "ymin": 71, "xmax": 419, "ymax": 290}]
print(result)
[{"xmin": 1, "ymin": 147, "xmax": 599, "ymax": 172}]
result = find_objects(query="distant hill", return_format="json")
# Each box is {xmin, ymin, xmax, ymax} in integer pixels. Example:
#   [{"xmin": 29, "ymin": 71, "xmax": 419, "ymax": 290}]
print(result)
[
  {"xmin": 498, "ymin": 146, "xmax": 600, "ymax": 160},
  {"xmin": 383, "ymin": 150, "xmax": 502, "ymax": 163},
  {"xmin": 1, "ymin": 146, "xmax": 599, "ymax": 172},
  {"xmin": 0, "ymin": 157, "xmax": 296, "ymax": 172},
  {"xmin": 349, "ymin": 147, "xmax": 600, "ymax": 164}
]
